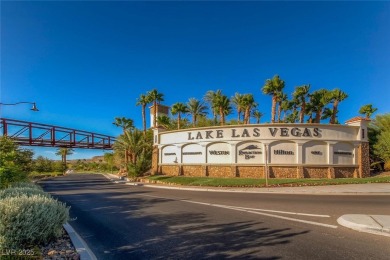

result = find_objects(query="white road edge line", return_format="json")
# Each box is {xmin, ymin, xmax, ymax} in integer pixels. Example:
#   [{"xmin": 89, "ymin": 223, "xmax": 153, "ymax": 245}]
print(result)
[
  {"xmin": 226, "ymin": 205, "xmax": 330, "ymax": 218},
  {"xmin": 138, "ymin": 194, "xmax": 338, "ymax": 229}
]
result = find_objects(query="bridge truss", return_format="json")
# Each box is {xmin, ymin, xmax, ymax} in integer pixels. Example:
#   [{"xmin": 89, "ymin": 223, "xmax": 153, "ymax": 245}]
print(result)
[{"xmin": 0, "ymin": 118, "xmax": 115, "ymax": 149}]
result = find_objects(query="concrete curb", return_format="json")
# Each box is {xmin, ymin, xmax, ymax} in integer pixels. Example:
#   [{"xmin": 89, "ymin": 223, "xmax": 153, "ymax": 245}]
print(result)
[
  {"xmin": 337, "ymin": 214, "xmax": 390, "ymax": 237},
  {"xmin": 63, "ymin": 223, "xmax": 97, "ymax": 260},
  {"xmin": 133, "ymin": 183, "xmax": 390, "ymax": 195},
  {"xmin": 100, "ymin": 173, "xmax": 390, "ymax": 195}
]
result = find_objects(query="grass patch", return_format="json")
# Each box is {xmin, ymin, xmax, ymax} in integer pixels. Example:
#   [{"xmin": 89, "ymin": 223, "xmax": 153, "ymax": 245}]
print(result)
[{"xmin": 147, "ymin": 175, "xmax": 390, "ymax": 187}]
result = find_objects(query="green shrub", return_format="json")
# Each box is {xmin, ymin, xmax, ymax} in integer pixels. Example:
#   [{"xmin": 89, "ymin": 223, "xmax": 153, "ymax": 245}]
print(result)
[
  {"xmin": 9, "ymin": 182, "xmax": 42, "ymax": 189},
  {"xmin": 384, "ymin": 160, "xmax": 390, "ymax": 171},
  {"xmin": 0, "ymin": 187, "xmax": 49, "ymax": 199},
  {"xmin": 0, "ymin": 137, "xmax": 33, "ymax": 188},
  {"xmin": 0, "ymin": 195, "xmax": 69, "ymax": 250}
]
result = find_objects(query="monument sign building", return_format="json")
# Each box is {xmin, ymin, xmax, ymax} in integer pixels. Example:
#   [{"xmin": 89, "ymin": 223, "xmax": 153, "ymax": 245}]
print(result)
[{"xmin": 151, "ymin": 111, "xmax": 370, "ymax": 179}]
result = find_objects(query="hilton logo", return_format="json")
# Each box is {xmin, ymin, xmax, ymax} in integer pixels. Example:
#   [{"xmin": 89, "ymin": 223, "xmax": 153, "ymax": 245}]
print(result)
[
  {"xmin": 274, "ymin": 150, "xmax": 294, "ymax": 155},
  {"xmin": 239, "ymin": 145, "xmax": 262, "ymax": 160}
]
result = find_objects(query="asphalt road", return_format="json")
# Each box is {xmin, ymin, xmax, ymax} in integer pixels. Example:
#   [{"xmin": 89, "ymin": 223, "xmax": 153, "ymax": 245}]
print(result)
[{"xmin": 40, "ymin": 174, "xmax": 390, "ymax": 260}]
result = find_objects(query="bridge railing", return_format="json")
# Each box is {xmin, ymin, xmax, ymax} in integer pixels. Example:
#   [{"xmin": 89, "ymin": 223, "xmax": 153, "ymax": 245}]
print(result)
[{"xmin": 0, "ymin": 118, "xmax": 116, "ymax": 149}]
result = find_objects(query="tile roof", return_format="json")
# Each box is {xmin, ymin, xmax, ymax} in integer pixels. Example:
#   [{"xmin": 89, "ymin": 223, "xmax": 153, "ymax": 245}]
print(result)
[{"xmin": 345, "ymin": 116, "xmax": 371, "ymax": 123}]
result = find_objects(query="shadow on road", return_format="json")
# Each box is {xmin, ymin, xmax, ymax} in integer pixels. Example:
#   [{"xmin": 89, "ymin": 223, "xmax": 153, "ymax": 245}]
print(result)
[{"xmin": 40, "ymin": 174, "xmax": 310, "ymax": 259}]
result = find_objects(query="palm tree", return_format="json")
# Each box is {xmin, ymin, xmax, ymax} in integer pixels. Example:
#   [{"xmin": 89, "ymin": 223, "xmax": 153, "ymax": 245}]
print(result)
[
  {"xmin": 187, "ymin": 98, "xmax": 208, "ymax": 127},
  {"xmin": 281, "ymin": 99, "xmax": 293, "ymax": 122},
  {"xmin": 359, "ymin": 104, "xmax": 378, "ymax": 118},
  {"xmin": 262, "ymin": 75, "xmax": 285, "ymax": 123},
  {"xmin": 329, "ymin": 88, "xmax": 348, "ymax": 124},
  {"xmin": 252, "ymin": 110, "xmax": 264, "ymax": 124},
  {"xmin": 113, "ymin": 117, "xmax": 134, "ymax": 166},
  {"xmin": 242, "ymin": 94, "xmax": 257, "ymax": 124},
  {"xmin": 136, "ymin": 94, "xmax": 151, "ymax": 135},
  {"xmin": 171, "ymin": 102, "xmax": 189, "ymax": 129},
  {"xmin": 114, "ymin": 129, "xmax": 147, "ymax": 165},
  {"xmin": 204, "ymin": 90, "xmax": 219, "ymax": 124},
  {"xmin": 157, "ymin": 115, "xmax": 174, "ymax": 130},
  {"xmin": 276, "ymin": 92, "xmax": 287, "ymax": 123},
  {"xmin": 321, "ymin": 107, "xmax": 334, "ymax": 123},
  {"xmin": 293, "ymin": 84, "xmax": 311, "ymax": 123},
  {"xmin": 147, "ymin": 89, "xmax": 164, "ymax": 128},
  {"xmin": 113, "ymin": 117, "xmax": 134, "ymax": 134},
  {"xmin": 231, "ymin": 93, "xmax": 245, "ymax": 124},
  {"xmin": 305, "ymin": 102, "xmax": 315, "ymax": 123},
  {"xmin": 309, "ymin": 89, "xmax": 332, "ymax": 123},
  {"xmin": 56, "ymin": 148, "xmax": 74, "ymax": 173},
  {"xmin": 285, "ymin": 110, "xmax": 299, "ymax": 123},
  {"xmin": 214, "ymin": 90, "xmax": 231, "ymax": 125}
]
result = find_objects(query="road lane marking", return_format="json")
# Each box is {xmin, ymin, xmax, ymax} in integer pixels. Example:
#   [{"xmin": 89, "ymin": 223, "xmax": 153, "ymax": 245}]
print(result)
[
  {"xmin": 138, "ymin": 194, "xmax": 338, "ymax": 229},
  {"xmin": 224, "ymin": 205, "xmax": 330, "ymax": 218}
]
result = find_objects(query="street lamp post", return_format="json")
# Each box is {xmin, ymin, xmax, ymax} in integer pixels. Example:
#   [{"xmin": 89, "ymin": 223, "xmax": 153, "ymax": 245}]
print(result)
[{"xmin": 0, "ymin": 102, "xmax": 39, "ymax": 112}]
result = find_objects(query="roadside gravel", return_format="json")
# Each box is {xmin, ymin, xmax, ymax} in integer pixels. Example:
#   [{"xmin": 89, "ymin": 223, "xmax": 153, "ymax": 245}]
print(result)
[{"xmin": 40, "ymin": 228, "xmax": 79, "ymax": 260}]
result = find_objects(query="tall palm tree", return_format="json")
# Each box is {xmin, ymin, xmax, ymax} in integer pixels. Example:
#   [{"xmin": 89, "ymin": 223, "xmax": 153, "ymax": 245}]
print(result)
[
  {"xmin": 214, "ymin": 91, "xmax": 231, "ymax": 126},
  {"xmin": 281, "ymin": 99, "xmax": 293, "ymax": 122},
  {"xmin": 285, "ymin": 110, "xmax": 299, "ymax": 123},
  {"xmin": 56, "ymin": 148, "xmax": 74, "ymax": 172},
  {"xmin": 231, "ymin": 93, "xmax": 245, "ymax": 124},
  {"xmin": 329, "ymin": 88, "xmax": 348, "ymax": 124},
  {"xmin": 276, "ymin": 92, "xmax": 287, "ymax": 123},
  {"xmin": 293, "ymin": 84, "xmax": 311, "ymax": 123},
  {"xmin": 305, "ymin": 102, "xmax": 315, "ymax": 123},
  {"xmin": 359, "ymin": 104, "xmax": 378, "ymax": 119},
  {"xmin": 136, "ymin": 94, "xmax": 151, "ymax": 135},
  {"xmin": 171, "ymin": 102, "xmax": 189, "ymax": 129},
  {"xmin": 252, "ymin": 110, "xmax": 264, "ymax": 124},
  {"xmin": 187, "ymin": 98, "xmax": 208, "ymax": 127},
  {"xmin": 321, "ymin": 107, "xmax": 334, "ymax": 123},
  {"xmin": 113, "ymin": 117, "xmax": 134, "ymax": 166},
  {"xmin": 147, "ymin": 89, "xmax": 164, "ymax": 128},
  {"xmin": 113, "ymin": 117, "xmax": 134, "ymax": 134},
  {"xmin": 309, "ymin": 89, "xmax": 332, "ymax": 123},
  {"xmin": 204, "ymin": 90, "xmax": 219, "ymax": 124},
  {"xmin": 262, "ymin": 75, "xmax": 285, "ymax": 123},
  {"xmin": 242, "ymin": 94, "xmax": 257, "ymax": 124}
]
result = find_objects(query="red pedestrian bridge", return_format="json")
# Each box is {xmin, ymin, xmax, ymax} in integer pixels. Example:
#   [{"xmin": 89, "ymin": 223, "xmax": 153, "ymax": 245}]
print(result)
[{"xmin": 0, "ymin": 118, "xmax": 115, "ymax": 149}]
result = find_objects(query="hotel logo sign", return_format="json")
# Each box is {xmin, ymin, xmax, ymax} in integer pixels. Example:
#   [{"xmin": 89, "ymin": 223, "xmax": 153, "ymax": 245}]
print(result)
[{"xmin": 239, "ymin": 145, "xmax": 262, "ymax": 160}]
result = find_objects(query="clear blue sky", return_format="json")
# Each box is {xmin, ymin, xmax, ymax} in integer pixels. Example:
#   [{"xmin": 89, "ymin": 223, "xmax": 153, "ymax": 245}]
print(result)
[{"xmin": 1, "ymin": 1, "xmax": 389, "ymax": 160}]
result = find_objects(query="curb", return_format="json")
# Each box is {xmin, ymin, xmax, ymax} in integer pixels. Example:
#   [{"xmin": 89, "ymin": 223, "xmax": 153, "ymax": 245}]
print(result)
[
  {"xmin": 100, "ymin": 174, "xmax": 390, "ymax": 195},
  {"xmin": 63, "ymin": 223, "xmax": 97, "ymax": 260},
  {"xmin": 337, "ymin": 214, "xmax": 390, "ymax": 237}
]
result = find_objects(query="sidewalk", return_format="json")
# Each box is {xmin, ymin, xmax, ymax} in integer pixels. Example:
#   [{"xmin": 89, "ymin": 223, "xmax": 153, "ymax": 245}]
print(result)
[{"xmin": 104, "ymin": 173, "xmax": 390, "ymax": 237}]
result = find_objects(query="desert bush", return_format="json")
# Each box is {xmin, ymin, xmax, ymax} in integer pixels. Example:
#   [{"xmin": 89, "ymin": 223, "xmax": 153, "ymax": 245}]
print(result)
[
  {"xmin": 9, "ymin": 182, "xmax": 42, "ymax": 189},
  {"xmin": 0, "ymin": 187, "xmax": 49, "ymax": 199},
  {"xmin": 384, "ymin": 160, "xmax": 390, "ymax": 171},
  {"xmin": 0, "ymin": 194, "xmax": 69, "ymax": 250}
]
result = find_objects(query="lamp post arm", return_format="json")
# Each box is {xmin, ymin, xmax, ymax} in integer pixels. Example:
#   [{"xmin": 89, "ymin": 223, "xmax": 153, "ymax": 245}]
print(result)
[
  {"xmin": 0, "ymin": 102, "xmax": 35, "ymax": 105},
  {"xmin": 0, "ymin": 102, "xmax": 39, "ymax": 111}
]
